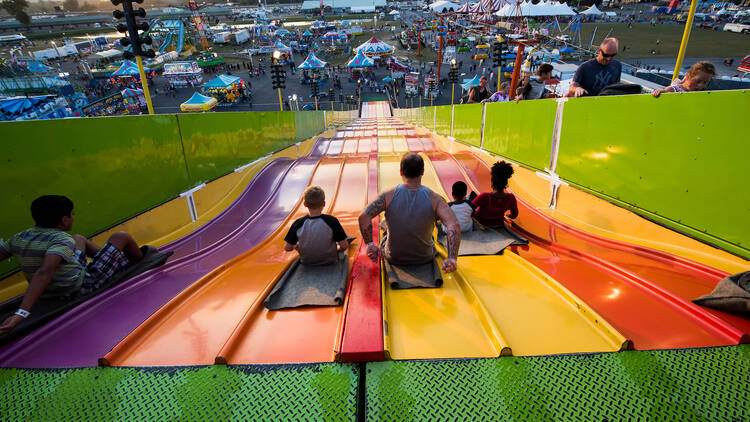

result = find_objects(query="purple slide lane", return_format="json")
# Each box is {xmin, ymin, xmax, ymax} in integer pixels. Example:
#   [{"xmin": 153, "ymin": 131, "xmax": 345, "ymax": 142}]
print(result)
[{"xmin": 0, "ymin": 145, "xmax": 327, "ymax": 368}]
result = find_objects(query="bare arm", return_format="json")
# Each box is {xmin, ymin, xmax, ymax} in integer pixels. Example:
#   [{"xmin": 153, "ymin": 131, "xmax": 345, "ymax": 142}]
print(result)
[
  {"xmin": 568, "ymin": 81, "xmax": 587, "ymax": 97},
  {"xmin": 434, "ymin": 193, "xmax": 460, "ymax": 272},
  {"xmin": 359, "ymin": 191, "xmax": 390, "ymax": 261},
  {"xmin": 0, "ymin": 254, "xmax": 61, "ymax": 334},
  {"xmin": 358, "ymin": 192, "xmax": 388, "ymax": 244}
]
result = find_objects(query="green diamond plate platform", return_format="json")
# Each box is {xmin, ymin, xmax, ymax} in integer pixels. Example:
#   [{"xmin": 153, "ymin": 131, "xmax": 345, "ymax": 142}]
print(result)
[
  {"xmin": 0, "ymin": 363, "xmax": 358, "ymax": 421},
  {"xmin": 366, "ymin": 345, "xmax": 750, "ymax": 421}
]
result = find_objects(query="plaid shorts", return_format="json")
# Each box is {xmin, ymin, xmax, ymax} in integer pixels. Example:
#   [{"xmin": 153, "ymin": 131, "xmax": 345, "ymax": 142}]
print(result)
[{"xmin": 75, "ymin": 242, "xmax": 130, "ymax": 295}]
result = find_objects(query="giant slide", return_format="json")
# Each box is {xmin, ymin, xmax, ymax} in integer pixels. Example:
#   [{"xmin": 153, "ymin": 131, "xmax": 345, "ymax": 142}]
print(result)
[{"xmin": 1, "ymin": 101, "xmax": 747, "ymax": 368}]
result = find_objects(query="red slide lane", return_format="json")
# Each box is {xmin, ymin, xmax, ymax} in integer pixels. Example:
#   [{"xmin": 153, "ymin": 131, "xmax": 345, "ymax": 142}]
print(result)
[{"xmin": 427, "ymin": 150, "xmax": 749, "ymax": 349}]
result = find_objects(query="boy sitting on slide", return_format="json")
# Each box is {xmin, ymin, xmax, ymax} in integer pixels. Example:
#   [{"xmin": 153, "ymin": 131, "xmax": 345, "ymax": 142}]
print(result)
[
  {"xmin": 0, "ymin": 195, "xmax": 143, "ymax": 334},
  {"xmin": 284, "ymin": 186, "xmax": 349, "ymax": 266}
]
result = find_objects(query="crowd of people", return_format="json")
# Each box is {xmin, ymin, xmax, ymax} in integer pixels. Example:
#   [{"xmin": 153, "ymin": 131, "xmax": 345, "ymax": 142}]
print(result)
[{"xmin": 458, "ymin": 37, "xmax": 716, "ymax": 105}]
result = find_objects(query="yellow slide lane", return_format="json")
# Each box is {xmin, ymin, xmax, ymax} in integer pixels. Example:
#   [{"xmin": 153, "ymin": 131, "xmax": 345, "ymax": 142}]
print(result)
[
  {"xmin": 379, "ymin": 153, "xmax": 628, "ymax": 359},
  {"xmin": 379, "ymin": 155, "xmax": 500, "ymax": 360}
]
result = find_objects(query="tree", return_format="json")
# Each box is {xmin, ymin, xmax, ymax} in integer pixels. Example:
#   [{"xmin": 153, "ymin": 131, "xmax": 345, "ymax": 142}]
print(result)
[{"xmin": 0, "ymin": 0, "xmax": 30, "ymax": 25}]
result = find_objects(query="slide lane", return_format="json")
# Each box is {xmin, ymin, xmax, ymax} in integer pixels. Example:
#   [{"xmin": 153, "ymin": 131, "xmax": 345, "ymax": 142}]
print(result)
[
  {"xmin": 215, "ymin": 156, "xmax": 369, "ymax": 364},
  {"xmin": 101, "ymin": 156, "xmax": 346, "ymax": 366},
  {"xmin": 162, "ymin": 158, "xmax": 294, "ymax": 261},
  {"xmin": 450, "ymin": 151, "xmax": 750, "ymax": 348},
  {"xmin": 423, "ymin": 152, "xmax": 628, "ymax": 357},
  {"xmin": 0, "ymin": 153, "xmax": 324, "ymax": 368},
  {"xmin": 339, "ymin": 152, "xmax": 384, "ymax": 362},
  {"xmin": 379, "ymin": 154, "xmax": 626, "ymax": 360}
]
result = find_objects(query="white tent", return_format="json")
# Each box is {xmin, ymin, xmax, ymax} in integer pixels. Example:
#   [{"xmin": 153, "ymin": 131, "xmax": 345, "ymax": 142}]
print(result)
[
  {"xmin": 429, "ymin": 1, "xmax": 459, "ymax": 13},
  {"xmin": 580, "ymin": 4, "xmax": 603, "ymax": 16},
  {"xmin": 495, "ymin": 1, "xmax": 575, "ymax": 17}
]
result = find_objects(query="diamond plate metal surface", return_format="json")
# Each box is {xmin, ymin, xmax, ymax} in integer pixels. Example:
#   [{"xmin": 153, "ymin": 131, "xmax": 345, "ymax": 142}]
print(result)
[
  {"xmin": 0, "ymin": 363, "xmax": 358, "ymax": 421},
  {"xmin": 366, "ymin": 345, "xmax": 750, "ymax": 421}
]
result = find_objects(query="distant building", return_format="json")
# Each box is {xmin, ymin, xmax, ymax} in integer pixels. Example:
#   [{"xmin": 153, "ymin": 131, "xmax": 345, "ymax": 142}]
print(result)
[{"xmin": 301, "ymin": 0, "xmax": 388, "ymax": 13}]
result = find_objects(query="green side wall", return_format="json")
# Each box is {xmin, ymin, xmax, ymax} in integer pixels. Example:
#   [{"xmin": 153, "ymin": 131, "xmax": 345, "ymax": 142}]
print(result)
[
  {"xmin": 0, "ymin": 110, "xmax": 329, "ymax": 279},
  {"xmin": 451, "ymin": 103, "xmax": 483, "ymax": 147},
  {"xmin": 177, "ymin": 111, "xmax": 296, "ymax": 184},
  {"xmin": 434, "ymin": 105, "xmax": 452, "ymax": 138},
  {"xmin": 483, "ymin": 99, "xmax": 557, "ymax": 171},
  {"xmin": 556, "ymin": 90, "xmax": 750, "ymax": 257},
  {"xmin": 408, "ymin": 90, "xmax": 750, "ymax": 259},
  {"xmin": 294, "ymin": 110, "xmax": 326, "ymax": 142}
]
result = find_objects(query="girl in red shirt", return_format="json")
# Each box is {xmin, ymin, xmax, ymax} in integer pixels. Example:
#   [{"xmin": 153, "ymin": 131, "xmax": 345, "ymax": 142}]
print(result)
[{"xmin": 472, "ymin": 161, "xmax": 518, "ymax": 227}]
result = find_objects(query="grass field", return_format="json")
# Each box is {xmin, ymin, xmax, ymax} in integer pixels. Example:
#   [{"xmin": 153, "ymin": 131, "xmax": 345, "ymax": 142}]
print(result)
[{"xmin": 574, "ymin": 23, "xmax": 749, "ymax": 59}]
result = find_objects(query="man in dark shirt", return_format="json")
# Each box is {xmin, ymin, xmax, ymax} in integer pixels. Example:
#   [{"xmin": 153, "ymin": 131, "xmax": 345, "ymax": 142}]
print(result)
[{"xmin": 569, "ymin": 38, "xmax": 621, "ymax": 97}]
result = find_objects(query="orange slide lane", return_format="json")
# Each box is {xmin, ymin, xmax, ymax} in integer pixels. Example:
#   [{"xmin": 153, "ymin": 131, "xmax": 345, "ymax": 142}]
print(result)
[
  {"xmin": 215, "ymin": 155, "xmax": 369, "ymax": 364},
  {"xmin": 451, "ymin": 151, "xmax": 750, "ymax": 347},
  {"xmin": 101, "ymin": 157, "xmax": 347, "ymax": 366}
]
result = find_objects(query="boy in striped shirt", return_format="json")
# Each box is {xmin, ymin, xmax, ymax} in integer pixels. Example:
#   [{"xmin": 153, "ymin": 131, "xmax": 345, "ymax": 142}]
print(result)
[{"xmin": 0, "ymin": 195, "xmax": 143, "ymax": 334}]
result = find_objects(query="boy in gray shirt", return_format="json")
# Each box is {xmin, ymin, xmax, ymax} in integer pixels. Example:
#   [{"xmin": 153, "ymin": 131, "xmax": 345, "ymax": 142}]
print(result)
[{"xmin": 284, "ymin": 186, "xmax": 348, "ymax": 265}]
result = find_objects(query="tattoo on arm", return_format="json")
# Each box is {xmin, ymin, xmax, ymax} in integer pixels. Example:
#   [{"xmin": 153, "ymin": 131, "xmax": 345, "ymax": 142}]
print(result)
[
  {"xmin": 365, "ymin": 193, "xmax": 386, "ymax": 218},
  {"xmin": 445, "ymin": 227, "xmax": 460, "ymax": 260},
  {"xmin": 360, "ymin": 219, "xmax": 374, "ymax": 244},
  {"xmin": 360, "ymin": 193, "xmax": 386, "ymax": 244}
]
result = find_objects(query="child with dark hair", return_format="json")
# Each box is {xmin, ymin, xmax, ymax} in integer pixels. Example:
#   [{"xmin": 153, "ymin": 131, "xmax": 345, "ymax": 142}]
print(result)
[
  {"xmin": 472, "ymin": 161, "xmax": 519, "ymax": 227},
  {"xmin": 0, "ymin": 195, "xmax": 143, "ymax": 334},
  {"xmin": 446, "ymin": 181, "xmax": 476, "ymax": 233},
  {"xmin": 284, "ymin": 186, "xmax": 349, "ymax": 266}
]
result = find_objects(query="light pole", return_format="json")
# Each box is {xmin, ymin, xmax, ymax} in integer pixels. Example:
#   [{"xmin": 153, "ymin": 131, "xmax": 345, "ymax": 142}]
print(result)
[
  {"xmin": 450, "ymin": 58, "xmax": 457, "ymax": 106},
  {"xmin": 271, "ymin": 50, "xmax": 284, "ymax": 111}
]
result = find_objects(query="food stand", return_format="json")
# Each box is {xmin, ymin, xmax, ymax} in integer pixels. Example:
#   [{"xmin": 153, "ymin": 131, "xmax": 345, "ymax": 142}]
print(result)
[{"xmin": 163, "ymin": 61, "xmax": 204, "ymax": 88}]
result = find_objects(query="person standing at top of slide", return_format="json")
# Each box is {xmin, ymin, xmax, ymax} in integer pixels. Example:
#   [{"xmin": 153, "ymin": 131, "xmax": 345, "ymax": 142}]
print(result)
[{"xmin": 569, "ymin": 38, "xmax": 622, "ymax": 97}]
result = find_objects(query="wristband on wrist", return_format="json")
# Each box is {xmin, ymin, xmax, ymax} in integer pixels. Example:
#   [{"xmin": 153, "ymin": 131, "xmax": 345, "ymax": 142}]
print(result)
[{"xmin": 15, "ymin": 309, "xmax": 30, "ymax": 318}]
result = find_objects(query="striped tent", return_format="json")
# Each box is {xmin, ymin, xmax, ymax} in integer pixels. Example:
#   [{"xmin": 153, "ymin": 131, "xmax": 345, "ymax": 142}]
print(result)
[{"xmin": 297, "ymin": 52, "xmax": 327, "ymax": 69}]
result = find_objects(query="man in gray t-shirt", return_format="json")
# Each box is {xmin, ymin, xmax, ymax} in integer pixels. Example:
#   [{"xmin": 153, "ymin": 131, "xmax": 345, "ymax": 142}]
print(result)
[
  {"xmin": 569, "ymin": 38, "xmax": 622, "ymax": 97},
  {"xmin": 358, "ymin": 153, "xmax": 461, "ymax": 273}
]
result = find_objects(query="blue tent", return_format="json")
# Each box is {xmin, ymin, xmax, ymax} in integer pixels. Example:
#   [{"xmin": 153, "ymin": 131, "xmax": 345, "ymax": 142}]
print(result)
[
  {"xmin": 382, "ymin": 76, "xmax": 394, "ymax": 83},
  {"xmin": 180, "ymin": 92, "xmax": 218, "ymax": 111},
  {"xmin": 559, "ymin": 46, "xmax": 575, "ymax": 53},
  {"xmin": 111, "ymin": 60, "xmax": 152, "ymax": 77},
  {"xmin": 461, "ymin": 75, "xmax": 481, "ymax": 91},
  {"xmin": 26, "ymin": 61, "xmax": 54, "ymax": 74},
  {"xmin": 298, "ymin": 52, "xmax": 327, "ymax": 69},
  {"xmin": 302, "ymin": 29, "xmax": 312, "ymax": 37},
  {"xmin": 203, "ymin": 74, "xmax": 242, "ymax": 88}
]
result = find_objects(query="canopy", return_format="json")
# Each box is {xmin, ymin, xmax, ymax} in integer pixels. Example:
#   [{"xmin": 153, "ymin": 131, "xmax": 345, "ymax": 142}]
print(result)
[
  {"xmin": 298, "ymin": 52, "xmax": 327, "ymax": 69},
  {"xmin": 273, "ymin": 40, "xmax": 292, "ymax": 53},
  {"xmin": 180, "ymin": 92, "xmax": 218, "ymax": 112},
  {"xmin": 274, "ymin": 28, "xmax": 291, "ymax": 36},
  {"xmin": 495, "ymin": 1, "xmax": 575, "ymax": 17},
  {"xmin": 323, "ymin": 31, "xmax": 346, "ymax": 40},
  {"xmin": 302, "ymin": 29, "xmax": 313, "ymax": 37},
  {"xmin": 26, "ymin": 61, "xmax": 54, "ymax": 74},
  {"xmin": 382, "ymin": 76, "xmax": 394, "ymax": 83},
  {"xmin": 461, "ymin": 74, "xmax": 481, "ymax": 91},
  {"xmin": 580, "ymin": 4, "xmax": 603, "ymax": 15},
  {"xmin": 204, "ymin": 74, "xmax": 242, "ymax": 88},
  {"xmin": 559, "ymin": 46, "xmax": 575, "ymax": 53},
  {"xmin": 347, "ymin": 51, "xmax": 375, "ymax": 68},
  {"xmin": 121, "ymin": 88, "xmax": 143, "ymax": 98},
  {"xmin": 456, "ymin": 3, "xmax": 471, "ymax": 13},
  {"xmin": 111, "ymin": 60, "xmax": 152, "ymax": 77},
  {"xmin": 355, "ymin": 37, "xmax": 395, "ymax": 57},
  {"xmin": 389, "ymin": 10, "xmax": 400, "ymax": 15},
  {"xmin": 429, "ymin": 1, "xmax": 459, "ymax": 13}
]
